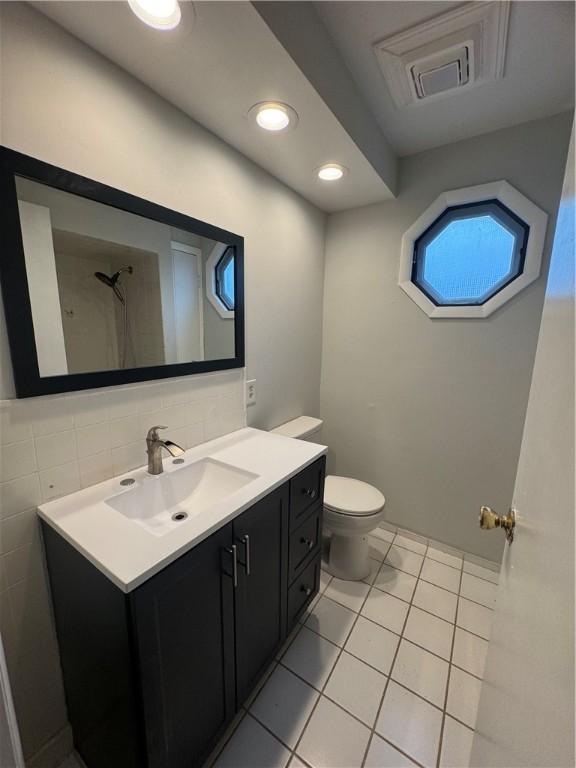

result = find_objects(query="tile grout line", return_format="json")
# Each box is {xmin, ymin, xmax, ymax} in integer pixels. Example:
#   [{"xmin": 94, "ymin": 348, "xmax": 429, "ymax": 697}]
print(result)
[
  {"xmin": 286, "ymin": 540, "xmax": 394, "ymax": 766},
  {"xmin": 209, "ymin": 531, "xmax": 489, "ymax": 768},
  {"xmin": 359, "ymin": 536, "xmax": 430, "ymax": 768},
  {"xmin": 435, "ymin": 555, "xmax": 465, "ymax": 768}
]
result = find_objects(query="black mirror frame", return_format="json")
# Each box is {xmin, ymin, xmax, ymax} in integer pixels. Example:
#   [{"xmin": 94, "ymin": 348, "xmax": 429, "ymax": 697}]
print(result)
[{"xmin": 0, "ymin": 147, "xmax": 245, "ymax": 398}]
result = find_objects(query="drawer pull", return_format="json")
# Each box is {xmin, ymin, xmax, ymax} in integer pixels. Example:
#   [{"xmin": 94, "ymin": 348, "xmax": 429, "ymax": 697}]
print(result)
[
  {"xmin": 300, "ymin": 585, "xmax": 312, "ymax": 597},
  {"xmin": 300, "ymin": 537, "xmax": 314, "ymax": 550},
  {"xmin": 302, "ymin": 488, "xmax": 317, "ymax": 499}
]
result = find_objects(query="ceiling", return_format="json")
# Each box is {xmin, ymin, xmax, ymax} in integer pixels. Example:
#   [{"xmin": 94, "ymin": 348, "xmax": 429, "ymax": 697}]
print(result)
[
  {"xmin": 314, "ymin": 1, "xmax": 575, "ymax": 156},
  {"xmin": 32, "ymin": 1, "xmax": 574, "ymax": 211},
  {"xmin": 33, "ymin": 1, "xmax": 395, "ymax": 213}
]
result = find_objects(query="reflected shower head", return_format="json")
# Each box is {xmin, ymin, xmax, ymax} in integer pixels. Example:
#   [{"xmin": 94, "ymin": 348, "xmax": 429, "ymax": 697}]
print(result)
[{"xmin": 94, "ymin": 265, "xmax": 133, "ymax": 304}]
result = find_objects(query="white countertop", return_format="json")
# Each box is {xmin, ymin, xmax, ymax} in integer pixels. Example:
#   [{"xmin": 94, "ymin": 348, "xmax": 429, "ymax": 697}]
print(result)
[{"xmin": 38, "ymin": 428, "xmax": 327, "ymax": 592}]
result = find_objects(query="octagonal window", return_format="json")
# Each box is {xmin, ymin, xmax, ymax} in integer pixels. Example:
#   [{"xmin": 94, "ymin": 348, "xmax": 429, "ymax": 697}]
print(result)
[
  {"xmin": 412, "ymin": 200, "xmax": 529, "ymax": 306},
  {"xmin": 215, "ymin": 246, "xmax": 235, "ymax": 311}
]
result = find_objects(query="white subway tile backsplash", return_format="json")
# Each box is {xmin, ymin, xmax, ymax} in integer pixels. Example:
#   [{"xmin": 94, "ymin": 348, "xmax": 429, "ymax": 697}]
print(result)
[
  {"xmin": 186, "ymin": 422, "xmax": 205, "ymax": 449},
  {"xmin": 70, "ymin": 393, "xmax": 109, "ymax": 428},
  {"xmin": 79, "ymin": 450, "xmax": 113, "ymax": 489},
  {"xmin": 111, "ymin": 441, "xmax": 146, "ymax": 477},
  {"xmin": 0, "ymin": 474, "xmax": 41, "ymax": 519},
  {"xmin": 76, "ymin": 422, "xmax": 110, "ymax": 459},
  {"xmin": 30, "ymin": 400, "xmax": 74, "ymax": 437},
  {"xmin": 1, "ymin": 509, "xmax": 38, "ymax": 554},
  {"xmin": 34, "ymin": 431, "xmax": 77, "ymax": 471},
  {"xmin": 0, "ymin": 403, "xmax": 33, "ymax": 445},
  {"xmin": 0, "ymin": 440, "xmax": 37, "ymax": 482},
  {"xmin": 108, "ymin": 415, "xmax": 141, "ymax": 449},
  {"xmin": 39, "ymin": 461, "xmax": 81, "ymax": 502}
]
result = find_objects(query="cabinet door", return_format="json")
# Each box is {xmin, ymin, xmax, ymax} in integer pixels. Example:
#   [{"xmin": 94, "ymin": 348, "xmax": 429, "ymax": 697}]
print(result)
[
  {"xmin": 233, "ymin": 485, "xmax": 289, "ymax": 704},
  {"xmin": 131, "ymin": 524, "xmax": 236, "ymax": 768}
]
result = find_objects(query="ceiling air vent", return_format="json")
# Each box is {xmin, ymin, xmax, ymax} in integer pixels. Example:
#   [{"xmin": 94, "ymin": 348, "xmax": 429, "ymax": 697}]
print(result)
[
  {"xmin": 410, "ymin": 44, "xmax": 471, "ymax": 100},
  {"xmin": 373, "ymin": 1, "xmax": 509, "ymax": 109}
]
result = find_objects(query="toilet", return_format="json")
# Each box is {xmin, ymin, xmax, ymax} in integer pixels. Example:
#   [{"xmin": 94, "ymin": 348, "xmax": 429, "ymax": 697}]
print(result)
[{"xmin": 271, "ymin": 416, "xmax": 386, "ymax": 581}]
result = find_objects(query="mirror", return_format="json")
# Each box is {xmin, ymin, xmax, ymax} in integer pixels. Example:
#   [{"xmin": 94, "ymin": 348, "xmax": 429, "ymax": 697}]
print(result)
[{"xmin": 0, "ymin": 148, "xmax": 244, "ymax": 397}]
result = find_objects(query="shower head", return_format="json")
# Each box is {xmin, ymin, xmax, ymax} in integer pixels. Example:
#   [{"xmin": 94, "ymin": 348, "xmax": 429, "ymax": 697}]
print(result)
[{"xmin": 94, "ymin": 266, "xmax": 133, "ymax": 304}]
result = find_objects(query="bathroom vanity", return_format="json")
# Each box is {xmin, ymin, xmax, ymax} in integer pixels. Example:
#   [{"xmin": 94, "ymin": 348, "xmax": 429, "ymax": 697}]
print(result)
[{"xmin": 39, "ymin": 428, "xmax": 326, "ymax": 768}]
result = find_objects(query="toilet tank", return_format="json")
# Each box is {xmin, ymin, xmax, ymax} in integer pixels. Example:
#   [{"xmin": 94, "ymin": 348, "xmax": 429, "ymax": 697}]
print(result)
[{"xmin": 270, "ymin": 416, "xmax": 323, "ymax": 442}]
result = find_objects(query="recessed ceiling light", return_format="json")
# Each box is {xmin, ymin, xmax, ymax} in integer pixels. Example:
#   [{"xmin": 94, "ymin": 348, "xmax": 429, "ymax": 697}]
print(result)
[
  {"xmin": 128, "ymin": 0, "xmax": 182, "ymax": 30},
  {"xmin": 249, "ymin": 102, "xmax": 298, "ymax": 132},
  {"xmin": 317, "ymin": 163, "xmax": 347, "ymax": 181}
]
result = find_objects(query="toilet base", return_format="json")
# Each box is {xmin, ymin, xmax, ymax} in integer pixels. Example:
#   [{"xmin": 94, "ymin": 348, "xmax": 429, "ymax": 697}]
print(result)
[{"xmin": 326, "ymin": 533, "xmax": 370, "ymax": 581}]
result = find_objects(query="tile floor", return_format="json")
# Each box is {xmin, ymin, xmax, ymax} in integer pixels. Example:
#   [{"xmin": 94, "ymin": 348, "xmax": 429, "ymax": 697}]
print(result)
[
  {"xmin": 208, "ymin": 526, "xmax": 498, "ymax": 768},
  {"xmin": 58, "ymin": 526, "xmax": 499, "ymax": 768}
]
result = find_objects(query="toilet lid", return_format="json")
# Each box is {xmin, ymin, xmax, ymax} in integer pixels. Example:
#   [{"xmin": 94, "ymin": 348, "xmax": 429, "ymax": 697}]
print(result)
[{"xmin": 324, "ymin": 475, "xmax": 385, "ymax": 516}]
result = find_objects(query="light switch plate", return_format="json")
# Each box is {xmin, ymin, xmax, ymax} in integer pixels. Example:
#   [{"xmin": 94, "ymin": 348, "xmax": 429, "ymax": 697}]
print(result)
[{"xmin": 245, "ymin": 379, "xmax": 257, "ymax": 406}]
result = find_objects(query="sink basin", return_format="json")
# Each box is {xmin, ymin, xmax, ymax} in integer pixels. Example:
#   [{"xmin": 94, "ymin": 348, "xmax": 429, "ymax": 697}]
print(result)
[{"xmin": 105, "ymin": 457, "xmax": 259, "ymax": 536}]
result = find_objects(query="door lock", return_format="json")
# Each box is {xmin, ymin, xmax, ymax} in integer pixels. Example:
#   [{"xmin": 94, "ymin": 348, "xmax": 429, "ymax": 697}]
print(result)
[{"xmin": 479, "ymin": 506, "xmax": 516, "ymax": 544}]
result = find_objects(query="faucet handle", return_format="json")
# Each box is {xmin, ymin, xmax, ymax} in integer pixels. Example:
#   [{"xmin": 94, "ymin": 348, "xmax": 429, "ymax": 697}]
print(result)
[{"xmin": 146, "ymin": 425, "xmax": 167, "ymax": 441}]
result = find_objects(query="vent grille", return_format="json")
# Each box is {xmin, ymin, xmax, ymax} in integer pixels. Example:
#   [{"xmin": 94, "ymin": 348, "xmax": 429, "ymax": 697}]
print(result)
[{"xmin": 410, "ymin": 45, "xmax": 470, "ymax": 99}]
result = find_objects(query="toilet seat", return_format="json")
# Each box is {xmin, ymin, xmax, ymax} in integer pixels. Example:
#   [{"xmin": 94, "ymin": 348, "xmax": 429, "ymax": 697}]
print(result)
[{"xmin": 324, "ymin": 475, "xmax": 385, "ymax": 516}]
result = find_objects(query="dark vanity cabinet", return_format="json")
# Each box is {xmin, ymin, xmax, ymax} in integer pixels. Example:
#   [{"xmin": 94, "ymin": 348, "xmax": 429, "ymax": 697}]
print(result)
[{"xmin": 42, "ymin": 456, "xmax": 325, "ymax": 768}]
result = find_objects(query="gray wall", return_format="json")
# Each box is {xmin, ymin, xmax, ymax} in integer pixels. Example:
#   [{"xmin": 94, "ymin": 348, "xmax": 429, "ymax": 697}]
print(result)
[
  {"xmin": 0, "ymin": 3, "xmax": 325, "ymax": 762},
  {"xmin": 320, "ymin": 113, "xmax": 572, "ymax": 561}
]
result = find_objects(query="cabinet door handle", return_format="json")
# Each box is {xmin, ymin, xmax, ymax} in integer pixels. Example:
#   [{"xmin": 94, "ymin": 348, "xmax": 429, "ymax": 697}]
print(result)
[
  {"xmin": 300, "ymin": 585, "xmax": 312, "ymax": 597},
  {"xmin": 302, "ymin": 487, "xmax": 317, "ymax": 499},
  {"xmin": 300, "ymin": 537, "xmax": 314, "ymax": 550},
  {"xmin": 225, "ymin": 544, "xmax": 238, "ymax": 588},
  {"xmin": 242, "ymin": 534, "xmax": 251, "ymax": 576}
]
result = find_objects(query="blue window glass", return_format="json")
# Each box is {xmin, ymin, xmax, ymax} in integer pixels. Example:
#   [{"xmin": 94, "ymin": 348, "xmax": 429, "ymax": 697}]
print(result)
[
  {"xmin": 215, "ymin": 246, "xmax": 235, "ymax": 311},
  {"xmin": 412, "ymin": 201, "xmax": 529, "ymax": 306}
]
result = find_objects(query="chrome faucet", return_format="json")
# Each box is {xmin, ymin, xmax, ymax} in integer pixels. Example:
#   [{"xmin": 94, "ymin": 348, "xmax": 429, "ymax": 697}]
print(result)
[{"xmin": 146, "ymin": 425, "xmax": 185, "ymax": 475}]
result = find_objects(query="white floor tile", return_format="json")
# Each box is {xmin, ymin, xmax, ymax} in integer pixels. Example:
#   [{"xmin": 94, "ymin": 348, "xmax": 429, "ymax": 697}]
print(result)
[
  {"xmin": 215, "ymin": 714, "xmax": 291, "ymax": 768},
  {"xmin": 440, "ymin": 715, "xmax": 474, "ymax": 767},
  {"xmin": 361, "ymin": 588, "xmax": 409, "ymax": 635},
  {"xmin": 374, "ymin": 565, "xmax": 417, "ymax": 603},
  {"xmin": 344, "ymin": 616, "xmax": 399, "ymax": 675},
  {"xmin": 364, "ymin": 735, "xmax": 417, "ymax": 767},
  {"xmin": 393, "ymin": 533, "xmax": 427, "ymax": 555},
  {"xmin": 391, "ymin": 640, "xmax": 449, "ymax": 707},
  {"xmin": 452, "ymin": 628, "xmax": 488, "ymax": 678},
  {"xmin": 276, "ymin": 623, "xmax": 302, "ymax": 660},
  {"xmin": 297, "ymin": 696, "xmax": 371, "ymax": 768},
  {"xmin": 362, "ymin": 558, "xmax": 382, "ymax": 586},
  {"xmin": 324, "ymin": 577, "xmax": 370, "ymax": 612},
  {"xmin": 420, "ymin": 559, "xmax": 461, "ymax": 593},
  {"xmin": 250, "ymin": 665, "xmax": 319, "ymax": 749},
  {"xmin": 456, "ymin": 598, "xmax": 493, "ymax": 640},
  {"xmin": 305, "ymin": 596, "xmax": 356, "ymax": 647},
  {"xmin": 319, "ymin": 570, "xmax": 332, "ymax": 593},
  {"xmin": 282, "ymin": 627, "xmax": 340, "ymax": 689},
  {"xmin": 376, "ymin": 681, "xmax": 443, "ymax": 768},
  {"xmin": 446, "ymin": 667, "xmax": 483, "ymax": 729},
  {"xmin": 324, "ymin": 651, "xmax": 387, "ymax": 727},
  {"xmin": 288, "ymin": 757, "xmax": 308, "ymax": 768},
  {"xmin": 412, "ymin": 580, "xmax": 458, "ymax": 623},
  {"xmin": 426, "ymin": 546, "xmax": 463, "ymax": 570},
  {"xmin": 403, "ymin": 606, "xmax": 454, "ymax": 660},
  {"xmin": 243, "ymin": 661, "xmax": 278, "ymax": 709},
  {"xmin": 460, "ymin": 573, "xmax": 497, "ymax": 608},
  {"xmin": 463, "ymin": 561, "xmax": 499, "ymax": 584},
  {"xmin": 384, "ymin": 545, "xmax": 424, "ymax": 576},
  {"xmin": 368, "ymin": 535, "xmax": 392, "ymax": 562},
  {"xmin": 371, "ymin": 527, "xmax": 395, "ymax": 543},
  {"xmin": 299, "ymin": 592, "xmax": 321, "ymax": 624}
]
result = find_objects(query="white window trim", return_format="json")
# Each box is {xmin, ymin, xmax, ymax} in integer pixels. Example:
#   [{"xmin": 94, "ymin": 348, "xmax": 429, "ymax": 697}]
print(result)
[
  {"xmin": 206, "ymin": 242, "xmax": 235, "ymax": 320},
  {"xmin": 399, "ymin": 180, "xmax": 548, "ymax": 318}
]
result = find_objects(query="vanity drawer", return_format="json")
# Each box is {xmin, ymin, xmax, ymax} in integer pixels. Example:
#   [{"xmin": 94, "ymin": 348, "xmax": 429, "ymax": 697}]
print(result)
[
  {"xmin": 287, "ymin": 555, "xmax": 320, "ymax": 628},
  {"xmin": 289, "ymin": 508, "xmax": 321, "ymax": 583},
  {"xmin": 289, "ymin": 457, "xmax": 325, "ymax": 530}
]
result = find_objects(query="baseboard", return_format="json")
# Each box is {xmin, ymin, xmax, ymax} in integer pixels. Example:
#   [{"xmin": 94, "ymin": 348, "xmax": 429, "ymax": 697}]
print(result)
[{"xmin": 26, "ymin": 725, "xmax": 73, "ymax": 768}]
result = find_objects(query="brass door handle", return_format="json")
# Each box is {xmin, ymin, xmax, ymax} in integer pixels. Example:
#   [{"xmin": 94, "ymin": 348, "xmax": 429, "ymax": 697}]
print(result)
[{"xmin": 479, "ymin": 506, "xmax": 516, "ymax": 544}]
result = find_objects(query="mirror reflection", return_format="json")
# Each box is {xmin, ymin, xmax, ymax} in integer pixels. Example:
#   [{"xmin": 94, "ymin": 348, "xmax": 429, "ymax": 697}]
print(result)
[{"xmin": 15, "ymin": 177, "xmax": 237, "ymax": 377}]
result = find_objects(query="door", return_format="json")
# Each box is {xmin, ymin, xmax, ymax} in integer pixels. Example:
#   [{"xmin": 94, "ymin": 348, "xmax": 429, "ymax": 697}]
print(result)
[
  {"xmin": 233, "ymin": 485, "xmax": 289, "ymax": 704},
  {"xmin": 132, "ymin": 523, "xmax": 236, "ymax": 768},
  {"xmin": 471, "ymin": 127, "xmax": 575, "ymax": 767}
]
